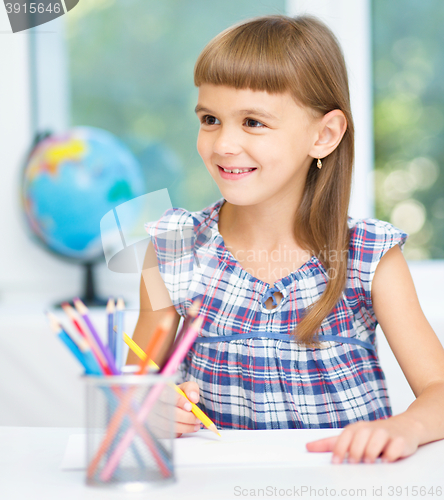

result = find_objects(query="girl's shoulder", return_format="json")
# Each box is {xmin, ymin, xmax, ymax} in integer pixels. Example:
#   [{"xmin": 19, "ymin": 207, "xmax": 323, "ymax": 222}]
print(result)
[
  {"xmin": 144, "ymin": 197, "xmax": 224, "ymax": 263},
  {"xmin": 346, "ymin": 216, "xmax": 408, "ymax": 277},
  {"xmin": 347, "ymin": 216, "xmax": 408, "ymax": 252}
]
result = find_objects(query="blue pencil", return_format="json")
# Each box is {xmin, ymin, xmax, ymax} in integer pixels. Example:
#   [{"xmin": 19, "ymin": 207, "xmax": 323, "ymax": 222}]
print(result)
[
  {"xmin": 106, "ymin": 298, "xmax": 115, "ymax": 359},
  {"xmin": 46, "ymin": 312, "xmax": 101, "ymax": 375}
]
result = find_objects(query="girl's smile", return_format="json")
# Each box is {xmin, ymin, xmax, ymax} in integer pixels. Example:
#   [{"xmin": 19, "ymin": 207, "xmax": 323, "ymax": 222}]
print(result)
[{"xmin": 217, "ymin": 164, "xmax": 257, "ymax": 180}]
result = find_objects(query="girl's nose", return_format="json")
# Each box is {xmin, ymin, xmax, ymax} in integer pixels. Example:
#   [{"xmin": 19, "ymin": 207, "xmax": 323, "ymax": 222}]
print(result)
[{"xmin": 212, "ymin": 126, "xmax": 242, "ymax": 156}]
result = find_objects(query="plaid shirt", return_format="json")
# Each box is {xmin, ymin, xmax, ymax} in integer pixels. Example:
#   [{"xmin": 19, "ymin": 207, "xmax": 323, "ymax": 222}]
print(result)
[{"xmin": 145, "ymin": 198, "xmax": 408, "ymax": 430}]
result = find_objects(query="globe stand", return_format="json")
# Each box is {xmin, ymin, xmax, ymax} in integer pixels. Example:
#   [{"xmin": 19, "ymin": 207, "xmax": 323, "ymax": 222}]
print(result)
[
  {"xmin": 54, "ymin": 262, "xmax": 108, "ymax": 309},
  {"xmin": 80, "ymin": 262, "xmax": 108, "ymax": 307}
]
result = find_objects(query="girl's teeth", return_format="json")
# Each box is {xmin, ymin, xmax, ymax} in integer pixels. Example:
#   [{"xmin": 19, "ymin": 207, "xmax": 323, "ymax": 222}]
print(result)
[{"xmin": 222, "ymin": 168, "xmax": 253, "ymax": 173}]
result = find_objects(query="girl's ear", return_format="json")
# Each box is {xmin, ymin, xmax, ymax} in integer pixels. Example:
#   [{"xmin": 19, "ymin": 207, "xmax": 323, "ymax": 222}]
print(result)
[{"xmin": 309, "ymin": 109, "xmax": 347, "ymax": 160}]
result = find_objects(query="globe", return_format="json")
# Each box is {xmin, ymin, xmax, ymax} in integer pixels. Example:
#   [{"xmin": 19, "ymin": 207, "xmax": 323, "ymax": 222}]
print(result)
[{"xmin": 22, "ymin": 126, "xmax": 145, "ymax": 304}]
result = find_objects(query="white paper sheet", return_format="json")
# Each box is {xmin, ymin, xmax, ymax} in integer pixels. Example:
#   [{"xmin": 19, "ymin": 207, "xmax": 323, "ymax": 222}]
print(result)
[
  {"xmin": 174, "ymin": 429, "xmax": 336, "ymax": 467},
  {"xmin": 60, "ymin": 429, "xmax": 338, "ymax": 470}
]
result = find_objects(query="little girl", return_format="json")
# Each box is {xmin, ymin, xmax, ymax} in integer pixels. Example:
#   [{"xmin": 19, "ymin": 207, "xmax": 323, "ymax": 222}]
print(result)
[{"xmin": 129, "ymin": 14, "xmax": 444, "ymax": 464}]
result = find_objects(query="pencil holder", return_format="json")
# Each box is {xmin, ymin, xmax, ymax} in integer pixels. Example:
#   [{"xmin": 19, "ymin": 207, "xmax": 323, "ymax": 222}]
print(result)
[{"xmin": 84, "ymin": 373, "xmax": 177, "ymax": 490}]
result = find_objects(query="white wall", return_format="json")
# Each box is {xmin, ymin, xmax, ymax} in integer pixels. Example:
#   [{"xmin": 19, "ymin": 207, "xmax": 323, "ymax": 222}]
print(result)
[
  {"xmin": 0, "ymin": 12, "xmax": 79, "ymax": 297},
  {"xmin": 0, "ymin": 9, "xmax": 34, "ymax": 292},
  {"xmin": 0, "ymin": 11, "xmax": 140, "ymax": 301}
]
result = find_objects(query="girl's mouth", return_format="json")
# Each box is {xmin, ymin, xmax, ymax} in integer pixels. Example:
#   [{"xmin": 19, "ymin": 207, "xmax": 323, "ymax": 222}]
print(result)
[{"xmin": 218, "ymin": 165, "xmax": 257, "ymax": 179}]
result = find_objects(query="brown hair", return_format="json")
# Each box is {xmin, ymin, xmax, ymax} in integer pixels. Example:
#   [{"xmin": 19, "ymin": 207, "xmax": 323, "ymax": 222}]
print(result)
[{"xmin": 194, "ymin": 15, "xmax": 354, "ymax": 346}]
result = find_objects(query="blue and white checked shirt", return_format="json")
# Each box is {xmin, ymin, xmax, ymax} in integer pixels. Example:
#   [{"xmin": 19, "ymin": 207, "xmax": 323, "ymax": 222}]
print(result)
[{"xmin": 145, "ymin": 198, "xmax": 408, "ymax": 430}]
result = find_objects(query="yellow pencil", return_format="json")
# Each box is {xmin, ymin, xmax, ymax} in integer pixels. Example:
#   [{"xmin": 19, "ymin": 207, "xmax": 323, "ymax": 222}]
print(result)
[
  {"xmin": 124, "ymin": 333, "xmax": 158, "ymax": 369},
  {"xmin": 123, "ymin": 331, "xmax": 221, "ymax": 437}
]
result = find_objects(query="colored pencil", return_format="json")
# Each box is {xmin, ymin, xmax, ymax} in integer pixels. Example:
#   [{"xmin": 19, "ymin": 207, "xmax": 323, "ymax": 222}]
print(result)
[
  {"xmin": 160, "ymin": 315, "xmax": 203, "ymax": 374},
  {"xmin": 86, "ymin": 312, "xmax": 177, "ymax": 479},
  {"xmin": 158, "ymin": 298, "xmax": 202, "ymax": 371},
  {"xmin": 55, "ymin": 312, "xmax": 88, "ymax": 351},
  {"xmin": 53, "ymin": 310, "xmax": 89, "ymax": 352},
  {"xmin": 48, "ymin": 308, "xmax": 169, "ymax": 474},
  {"xmin": 61, "ymin": 302, "xmax": 88, "ymax": 340},
  {"xmin": 137, "ymin": 310, "xmax": 176, "ymax": 375},
  {"xmin": 106, "ymin": 298, "xmax": 115, "ymax": 357},
  {"xmin": 100, "ymin": 315, "xmax": 203, "ymax": 481},
  {"xmin": 123, "ymin": 331, "xmax": 220, "ymax": 436},
  {"xmin": 123, "ymin": 332, "xmax": 158, "ymax": 370},
  {"xmin": 46, "ymin": 312, "xmax": 102, "ymax": 376},
  {"xmin": 51, "ymin": 298, "xmax": 203, "ymax": 480},
  {"xmin": 62, "ymin": 302, "xmax": 111, "ymax": 375},
  {"xmin": 46, "ymin": 312, "xmax": 89, "ymax": 371},
  {"xmin": 73, "ymin": 298, "xmax": 119, "ymax": 375},
  {"xmin": 114, "ymin": 298, "xmax": 124, "ymax": 372},
  {"xmin": 50, "ymin": 313, "xmax": 154, "ymax": 469},
  {"xmin": 50, "ymin": 311, "xmax": 104, "ymax": 377}
]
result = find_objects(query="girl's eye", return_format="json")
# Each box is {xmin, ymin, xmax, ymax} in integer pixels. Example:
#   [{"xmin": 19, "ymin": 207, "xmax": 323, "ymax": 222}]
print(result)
[
  {"xmin": 245, "ymin": 118, "xmax": 265, "ymax": 128},
  {"xmin": 201, "ymin": 115, "xmax": 220, "ymax": 126}
]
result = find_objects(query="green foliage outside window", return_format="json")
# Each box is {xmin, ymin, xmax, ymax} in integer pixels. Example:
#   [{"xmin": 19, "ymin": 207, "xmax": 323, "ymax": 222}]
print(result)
[{"xmin": 373, "ymin": 0, "xmax": 444, "ymax": 259}]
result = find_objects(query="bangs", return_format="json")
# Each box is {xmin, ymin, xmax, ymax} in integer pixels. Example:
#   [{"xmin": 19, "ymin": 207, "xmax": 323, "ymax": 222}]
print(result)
[
  {"xmin": 194, "ymin": 15, "xmax": 351, "ymax": 115},
  {"xmin": 194, "ymin": 17, "xmax": 297, "ymax": 94}
]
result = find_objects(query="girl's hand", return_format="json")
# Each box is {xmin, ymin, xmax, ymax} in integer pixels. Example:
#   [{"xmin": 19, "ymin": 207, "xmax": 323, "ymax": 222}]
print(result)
[
  {"xmin": 305, "ymin": 417, "xmax": 421, "ymax": 464},
  {"xmin": 175, "ymin": 381, "xmax": 201, "ymax": 438}
]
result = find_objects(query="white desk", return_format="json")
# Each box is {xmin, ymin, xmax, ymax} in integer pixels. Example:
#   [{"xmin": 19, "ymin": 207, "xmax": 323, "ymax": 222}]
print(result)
[{"xmin": 0, "ymin": 427, "xmax": 443, "ymax": 500}]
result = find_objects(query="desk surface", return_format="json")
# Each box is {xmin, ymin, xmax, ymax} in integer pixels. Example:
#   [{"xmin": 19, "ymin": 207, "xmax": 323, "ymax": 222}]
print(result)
[{"xmin": 1, "ymin": 427, "xmax": 443, "ymax": 500}]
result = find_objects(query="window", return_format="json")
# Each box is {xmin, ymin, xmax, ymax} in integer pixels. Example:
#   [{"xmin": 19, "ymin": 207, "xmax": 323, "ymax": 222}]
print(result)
[{"xmin": 372, "ymin": 0, "xmax": 444, "ymax": 260}]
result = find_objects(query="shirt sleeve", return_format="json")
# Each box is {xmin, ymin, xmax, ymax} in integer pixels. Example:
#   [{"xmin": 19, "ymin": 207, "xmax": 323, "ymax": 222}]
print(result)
[{"xmin": 348, "ymin": 217, "xmax": 409, "ymax": 318}]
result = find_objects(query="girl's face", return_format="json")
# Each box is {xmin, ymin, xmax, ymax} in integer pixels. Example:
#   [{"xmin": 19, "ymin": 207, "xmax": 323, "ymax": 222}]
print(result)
[{"xmin": 196, "ymin": 84, "xmax": 321, "ymax": 208}]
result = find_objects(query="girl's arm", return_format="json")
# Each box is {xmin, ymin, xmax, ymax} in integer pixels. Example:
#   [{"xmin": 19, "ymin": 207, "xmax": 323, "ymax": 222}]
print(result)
[
  {"xmin": 126, "ymin": 240, "xmax": 180, "ymax": 366},
  {"xmin": 307, "ymin": 244, "xmax": 444, "ymax": 463}
]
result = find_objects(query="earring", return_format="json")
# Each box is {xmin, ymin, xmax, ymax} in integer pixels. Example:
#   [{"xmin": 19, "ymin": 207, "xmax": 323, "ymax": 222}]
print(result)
[{"xmin": 317, "ymin": 158, "xmax": 322, "ymax": 169}]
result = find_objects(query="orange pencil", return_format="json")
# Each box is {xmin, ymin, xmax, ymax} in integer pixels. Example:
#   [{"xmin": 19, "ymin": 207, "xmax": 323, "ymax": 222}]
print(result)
[{"xmin": 137, "ymin": 310, "xmax": 176, "ymax": 375}]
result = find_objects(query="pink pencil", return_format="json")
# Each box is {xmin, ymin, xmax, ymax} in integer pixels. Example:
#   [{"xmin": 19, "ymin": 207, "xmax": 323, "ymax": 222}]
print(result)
[{"xmin": 100, "ymin": 315, "xmax": 203, "ymax": 481}]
